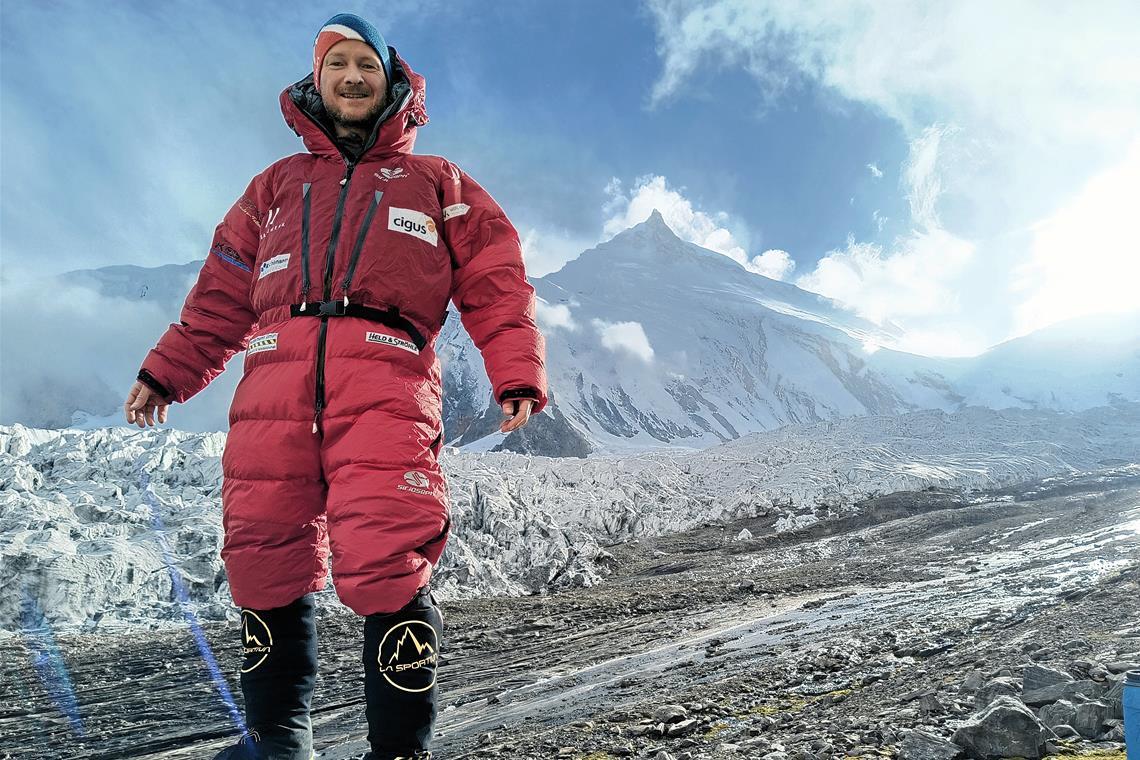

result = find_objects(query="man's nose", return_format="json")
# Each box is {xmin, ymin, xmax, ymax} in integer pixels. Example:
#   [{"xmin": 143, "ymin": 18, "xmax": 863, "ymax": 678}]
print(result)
[{"xmin": 343, "ymin": 65, "xmax": 364, "ymax": 83}]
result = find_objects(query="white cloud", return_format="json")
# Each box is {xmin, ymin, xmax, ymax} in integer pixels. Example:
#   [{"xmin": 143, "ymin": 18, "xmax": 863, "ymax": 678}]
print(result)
[
  {"xmin": 751, "ymin": 249, "xmax": 795, "ymax": 280},
  {"xmin": 1012, "ymin": 137, "xmax": 1140, "ymax": 337},
  {"xmin": 646, "ymin": 0, "xmax": 1140, "ymax": 153},
  {"xmin": 0, "ymin": 270, "xmax": 239, "ymax": 430},
  {"xmin": 519, "ymin": 226, "xmax": 598, "ymax": 279},
  {"xmin": 867, "ymin": 163, "xmax": 883, "ymax": 179},
  {"xmin": 795, "ymin": 127, "xmax": 981, "ymax": 355},
  {"xmin": 602, "ymin": 175, "xmax": 795, "ymax": 280},
  {"xmin": 535, "ymin": 299, "xmax": 578, "ymax": 331},
  {"xmin": 592, "ymin": 318, "xmax": 655, "ymax": 362},
  {"xmin": 644, "ymin": 0, "xmax": 1140, "ymax": 351}
]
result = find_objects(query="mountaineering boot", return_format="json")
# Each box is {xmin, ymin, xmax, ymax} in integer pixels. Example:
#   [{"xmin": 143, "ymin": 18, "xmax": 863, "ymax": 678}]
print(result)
[
  {"xmin": 212, "ymin": 593, "xmax": 319, "ymax": 760},
  {"xmin": 363, "ymin": 585, "xmax": 444, "ymax": 760}
]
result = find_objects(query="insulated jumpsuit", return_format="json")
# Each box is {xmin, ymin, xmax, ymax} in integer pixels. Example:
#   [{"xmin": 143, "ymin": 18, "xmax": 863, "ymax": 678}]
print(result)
[{"xmin": 138, "ymin": 50, "xmax": 549, "ymax": 617}]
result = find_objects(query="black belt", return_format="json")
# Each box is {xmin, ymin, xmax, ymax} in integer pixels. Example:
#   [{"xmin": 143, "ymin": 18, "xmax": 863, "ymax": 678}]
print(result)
[{"xmin": 290, "ymin": 301, "xmax": 427, "ymax": 352}]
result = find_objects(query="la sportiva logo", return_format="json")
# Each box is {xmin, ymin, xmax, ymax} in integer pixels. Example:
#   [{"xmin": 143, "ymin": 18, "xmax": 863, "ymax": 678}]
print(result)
[
  {"xmin": 240, "ymin": 610, "xmax": 273, "ymax": 673},
  {"xmin": 377, "ymin": 620, "xmax": 439, "ymax": 693},
  {"xmin": 388, "ymin": 207, "xmax": 438, "ymax": 246}
]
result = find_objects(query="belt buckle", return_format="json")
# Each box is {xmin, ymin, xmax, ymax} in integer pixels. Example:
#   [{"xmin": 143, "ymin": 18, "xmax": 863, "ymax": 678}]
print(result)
[{"xmin": 318, "ymin": 300, "xmax": 346, "ymax": 317}]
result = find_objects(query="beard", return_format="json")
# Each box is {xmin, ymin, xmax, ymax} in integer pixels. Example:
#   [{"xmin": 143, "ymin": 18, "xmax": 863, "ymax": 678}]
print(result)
[{"xmin": 325, "ymin": 94, "xmax": 388, "ymax": 129}]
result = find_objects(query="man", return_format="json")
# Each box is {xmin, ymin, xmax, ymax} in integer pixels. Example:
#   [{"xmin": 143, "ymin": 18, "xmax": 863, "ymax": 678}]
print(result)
[{"xmin": 124, "ymin": 13, "xmax": 548, "ymax": 759}]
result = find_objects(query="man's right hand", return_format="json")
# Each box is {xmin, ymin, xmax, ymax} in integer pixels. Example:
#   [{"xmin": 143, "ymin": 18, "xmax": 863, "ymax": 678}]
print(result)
[{"xmin": 125, "ymin": 381, "xmax": 170, "ymax": 428}]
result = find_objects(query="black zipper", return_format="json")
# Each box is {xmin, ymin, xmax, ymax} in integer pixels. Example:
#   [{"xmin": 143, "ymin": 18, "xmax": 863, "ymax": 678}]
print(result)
[
  {"xmin": 299, "ymin": 183, "xmax": 313, "ymax": 305},
  {"xmin": 295, "ymin": 81, "xmax": 413, "ymax": 435},
  {"xmin": 341, "ymin": 189, "xmax": 384, "ymax": 297},
  {"xmin": 311, "ymin": 161, "xmax": 357, "ymax": 434}
]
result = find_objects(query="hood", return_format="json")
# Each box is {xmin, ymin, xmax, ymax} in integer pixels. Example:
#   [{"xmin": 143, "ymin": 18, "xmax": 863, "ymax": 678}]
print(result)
[{"xmin": 279, "ymin": 47, "xmax": 429, "ymax": 162}]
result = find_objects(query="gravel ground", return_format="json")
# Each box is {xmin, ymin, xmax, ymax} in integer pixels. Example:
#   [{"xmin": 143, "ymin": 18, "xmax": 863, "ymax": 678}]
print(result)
[{"xmin": 2, "ymin": 467, "xmax": 1138, "ymax": 759}]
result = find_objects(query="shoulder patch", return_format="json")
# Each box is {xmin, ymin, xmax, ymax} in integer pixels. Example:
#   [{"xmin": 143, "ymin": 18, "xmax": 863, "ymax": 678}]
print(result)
[{"xmin": 443, "ymin": 203, "xmax": 470, "ymax": 221}]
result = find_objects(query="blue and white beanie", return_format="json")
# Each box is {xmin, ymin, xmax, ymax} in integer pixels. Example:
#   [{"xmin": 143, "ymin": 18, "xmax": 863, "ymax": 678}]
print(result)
[{"xmin": 313, "ymin": 13, "xmax": 392, "ymax": 89}]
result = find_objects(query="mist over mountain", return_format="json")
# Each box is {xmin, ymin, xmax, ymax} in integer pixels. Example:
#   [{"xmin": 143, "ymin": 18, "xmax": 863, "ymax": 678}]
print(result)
[{"xmin": 3, "ymin": 212, "xmax": 1136, "ymax": 456}]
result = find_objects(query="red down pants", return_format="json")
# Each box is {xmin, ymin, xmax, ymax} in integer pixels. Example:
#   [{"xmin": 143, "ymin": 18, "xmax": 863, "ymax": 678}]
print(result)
[{"xmin": 219, "ymin": 310, "xmax": 450, "ymax": 616}]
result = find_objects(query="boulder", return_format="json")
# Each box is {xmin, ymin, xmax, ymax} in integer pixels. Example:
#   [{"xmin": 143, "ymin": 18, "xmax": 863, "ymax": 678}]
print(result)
[
  {"xmin": 1021, "ymin": 679, "xmax": 1103, "ymax": 706},
  {"xmin": 1071, "ymin": 700, "xmax": 1113, "ymax": 739},
  {"xmin": 975, "ymin": 677, "xmax": 1019, "ymax": 707},
  {"xmin": 897, "ymin": 728, "xmax": 962, "ymax": 760},
  {"xmin": 1037, "ymin": 699, "xmax": 1076, "ymax": 729},
  {"xmin": 1021, "ymin": 664, "xmax": 1072, "ymax": 693},
  {"xmin": 951, "ymin": 695, "xmax": 1049, "ymax": 759}
]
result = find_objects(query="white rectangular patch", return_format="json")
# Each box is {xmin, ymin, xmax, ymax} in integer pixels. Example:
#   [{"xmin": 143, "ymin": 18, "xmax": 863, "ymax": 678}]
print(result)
[
  {"xmin": 442, "ymin": 203, "xmax": 470, "ymax": 221},
  {"xmin": 388, "ymin": 207, "xmax": 438, "ymax": 247},
  {"xmin": 247, "ymin": 333, "xmax": 278, "ymax": 355},
  {"xmin": 258, "ymin": 253, "xmax": 289, "ymax": 279},
  {"xmin": 365, "ymin": 331, "xmax": 419, "ymax": 355}
]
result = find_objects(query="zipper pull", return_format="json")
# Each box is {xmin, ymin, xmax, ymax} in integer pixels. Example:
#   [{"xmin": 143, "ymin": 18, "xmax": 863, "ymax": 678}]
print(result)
[
  {"xmin": 343, "ymin": 293, "xmax": 349, "ymax": 307},
  {"xmin": 339, "ymin": 177, "xmax": 347, "ymax": 186}
]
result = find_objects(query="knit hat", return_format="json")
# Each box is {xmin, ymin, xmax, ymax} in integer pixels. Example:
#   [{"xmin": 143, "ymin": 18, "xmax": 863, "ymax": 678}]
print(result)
[{"xmin": 313, "ymin": 13, "xmax": 392, "ymax": 90}]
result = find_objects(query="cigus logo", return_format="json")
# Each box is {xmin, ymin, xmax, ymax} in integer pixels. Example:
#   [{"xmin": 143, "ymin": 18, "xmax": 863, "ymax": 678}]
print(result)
[
  {"xmin": 388, "ymin": 207, "xmax": 438, "ymax": 246},
  {"xmin": 394, "ymin": 216, "xmax": 429, "ymax": 235}
]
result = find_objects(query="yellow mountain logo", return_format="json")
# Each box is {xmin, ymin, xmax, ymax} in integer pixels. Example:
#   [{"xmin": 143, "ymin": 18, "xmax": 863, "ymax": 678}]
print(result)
[{"xmin": 390, "ymin": 625, "xmax": 436, "ymax": 662}]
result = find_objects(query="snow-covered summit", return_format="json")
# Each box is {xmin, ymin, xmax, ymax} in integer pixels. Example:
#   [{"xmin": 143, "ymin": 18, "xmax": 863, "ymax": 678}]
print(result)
[{"xmin": 4, "ymin": 216, "xmax": 1136, "ymax": 457}]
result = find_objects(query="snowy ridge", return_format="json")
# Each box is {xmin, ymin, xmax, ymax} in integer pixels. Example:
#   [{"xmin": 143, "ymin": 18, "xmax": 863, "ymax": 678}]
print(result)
[
  {"xmin": 6, "ymin": 213, "xmax": 1136, "ymax": 458},
  {"xmin": 4, "ymin": 402, "xmax": 1138, "ymax": 632}
]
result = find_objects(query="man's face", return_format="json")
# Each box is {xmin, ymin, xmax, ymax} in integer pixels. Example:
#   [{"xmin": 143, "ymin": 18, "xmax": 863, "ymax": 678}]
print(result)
[{"xmin": 319, "ymin": 39, "xmax": 388, "ymax": 128}]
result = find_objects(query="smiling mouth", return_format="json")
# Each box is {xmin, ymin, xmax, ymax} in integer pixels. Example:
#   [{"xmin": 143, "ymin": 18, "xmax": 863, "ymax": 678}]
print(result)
[{"xmin": 340, "ymin": 93, "xmax": 369, "ymax": 99}]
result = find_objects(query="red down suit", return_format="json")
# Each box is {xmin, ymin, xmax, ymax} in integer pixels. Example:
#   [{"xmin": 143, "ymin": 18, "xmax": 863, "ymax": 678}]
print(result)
[{"xmin": 139, "ymin": 50, "xmax": 548, "ymax": 615}]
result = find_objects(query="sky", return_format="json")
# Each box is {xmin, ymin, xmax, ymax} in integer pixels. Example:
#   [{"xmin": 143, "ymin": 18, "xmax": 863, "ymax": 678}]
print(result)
[{"xmin": 2, "ymin": 0, "xmax": 1138, "ymax": 358}]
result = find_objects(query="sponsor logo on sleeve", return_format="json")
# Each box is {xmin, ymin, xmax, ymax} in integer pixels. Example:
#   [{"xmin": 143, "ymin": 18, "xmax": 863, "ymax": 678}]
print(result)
[
  {"xmin": 259, "ymin": 207, "xmax": 285, "ymax": 240},
  {"xmin": 246, "ymin": 333, "xmax": 278, "ymax": 355},
  {"xmin": 258, "ymin": 253, "xmax": 290, "ymax": 279},
  {"xmin": 365, "ymin": 331, "xmax": 419, "ymax": 355},
  {"xmin": 442, "ymin": 203, "xmax": 470, "ymax": 221},
  {"xmin": 388, "ymin": 207, "xmax": 438, "ymax": 246},
  {"xmin": 210, "ymin": 242, "xmax": 252, "ymax": 273}
]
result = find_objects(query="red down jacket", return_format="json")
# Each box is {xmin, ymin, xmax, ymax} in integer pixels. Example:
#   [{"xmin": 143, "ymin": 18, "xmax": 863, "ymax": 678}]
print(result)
[{"xmin": 138, "ymin": 49, "xmax": 548, "ymax": 615}]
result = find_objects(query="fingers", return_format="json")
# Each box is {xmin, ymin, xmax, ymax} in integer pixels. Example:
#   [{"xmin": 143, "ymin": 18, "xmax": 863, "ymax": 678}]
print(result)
[
  {"xmin": 125, "ymin": 381, "xmax": 169, "ymax": 428},
  {"xmin": 499, "ymin": 399, "xmax": 534, "ymax": 433},
  {"xmin": 125, "ymin": 384, "xmax": 143, "ymax": 424}
]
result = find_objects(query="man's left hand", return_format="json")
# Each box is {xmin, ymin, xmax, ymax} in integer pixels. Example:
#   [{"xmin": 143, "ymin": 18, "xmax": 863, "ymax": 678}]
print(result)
[{"xmin": 500, "ymin": 398, "xmax": 535, "ymax": 433}]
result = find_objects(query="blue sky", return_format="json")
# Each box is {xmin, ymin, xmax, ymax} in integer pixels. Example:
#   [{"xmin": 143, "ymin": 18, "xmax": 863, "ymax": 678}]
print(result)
[{"xmin": 2, "ymin": 0, "xmax": 1137, "ymax": 356}]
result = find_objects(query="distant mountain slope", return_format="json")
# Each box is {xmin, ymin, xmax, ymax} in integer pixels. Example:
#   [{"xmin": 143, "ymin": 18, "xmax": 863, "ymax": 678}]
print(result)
[{"xmin": 12, "ymin": 213, "xmax": 1138, "ymax": 456}]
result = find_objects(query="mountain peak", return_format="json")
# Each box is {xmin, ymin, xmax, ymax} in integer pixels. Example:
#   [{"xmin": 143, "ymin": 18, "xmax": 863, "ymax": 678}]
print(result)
[{"xmin": 623, "ymin": 208, "xmax": 678, "ymax": 244}]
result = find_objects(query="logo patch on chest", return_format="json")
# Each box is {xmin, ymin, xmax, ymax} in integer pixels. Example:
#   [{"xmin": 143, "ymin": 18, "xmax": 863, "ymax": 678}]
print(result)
[
  {"xmin": 258, "ymin": 253, "xmax": 290, "ymax": 279},
  {"xmin": 365, "ymin": 331, "xmax": 420, "ymax": 355},
  {"xmin": 388, "ymin": 208, "xmax": 438, "ymax": 246},
  {"xmin": 247, "ymin": 333, "xmax": 278, "ymax": 355},
  {"xmin": 375, "ymin": 167, "xmax": 406, "ymax": 181}
]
